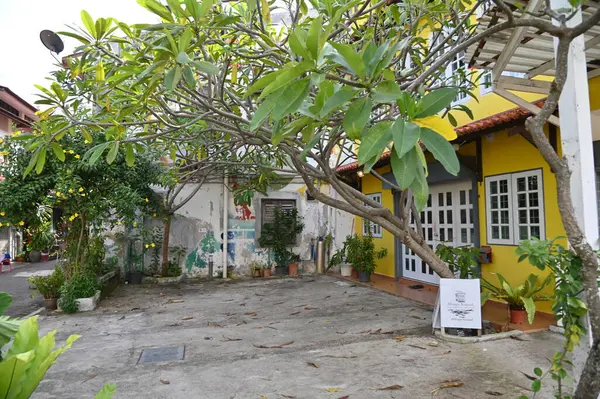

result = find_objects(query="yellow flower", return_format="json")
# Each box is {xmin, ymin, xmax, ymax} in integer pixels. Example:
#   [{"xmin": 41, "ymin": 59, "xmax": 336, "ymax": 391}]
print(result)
[
  {"xmin": 151, "ymin": 243, "xmax": 156, "ymax": 248},
  {"xmin": 133, "ymin": 222, "xmax": 138, "ymax": 227},
  {"xmin": 56, "ymin": 192, "xmax": 61, "ymax": 197},
  {"xmin": 145, "ymin": 198, "xmax": 149, "ymax": 203},
  {"xmin": 0, "ymin": 223, "xmax": 3, "ymax": 227},
  {"xmin": 84, "ymin": 140, "xmax": 91, "ymax": 144},
  {"xmin": 19, "ymin": 221, "xmax": 24, "ymax": 226},
  {"xmin": 0, "ymin": 212, "xmax": 5, "ymax": 217},
  {"xmin": 79, "ymin": 187, "xmax": 84, "ymax": 192},
  {"xmin": 12, "ymin": 131, "xmax": 21, "ymax": 137},
  {"xmin": 5, "ymin": 223, "xmax": 9, "ymax": 227},
  {"xmin": 68, "ymin": 189, "xmax": 73, "ymax": 194},
  {"xmin": 80, "ymin": 193, "xmax": 86, "ymax": 197},
  {"xmin": 145, "ymin": 244, "xmax": 149, "ymax": 249},
  {"xmin": 117, "ymin": 221, "xmax": 122, "ymax": 225},
  {"xmin": 75, "ymin": 154, "xmax": 81, "ymax": 159},
  {"xmin": 152, "ymin": 213, "xmax": 157, "ymax": 217},
  {"xmin": 68, "ymin": 150, "xmax": 75, "ymax": 154},
  {"xmin": 0, "ymin": 138, "xmax": 4, "ymax": 144}
]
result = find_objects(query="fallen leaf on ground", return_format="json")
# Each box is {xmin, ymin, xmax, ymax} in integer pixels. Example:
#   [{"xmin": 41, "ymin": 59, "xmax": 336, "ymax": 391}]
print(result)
[
  {"xmin": 290, "ymin": 311, "xmax": 301, "ymax": 315},
  {"xmin": 519, "ymin": 371, "xmax": 537, "ymax": 381},
  {"xmin": 118, "ymin": 316, "xmax": 125, "ymax": 320},
  {"xmin": 510, "ymin": 335, "xmax": 530, "ymax": 342},
  {"xmin": 182, "ymin": 317, "xmax": 193, "ymax": 321},
  {"xmin": 295, "ymin": 304, "xmax": 308, "ymax": 307},
  {"xmin": 307, "ymin": 362, "xmax": 320, "ymax": 368},
  {"xmin": 336, "ymin": 331, "xmax": 347, "ymax": 334},
  {"xmin": 485, "ymin": 391, "xmax": 504, "ymax": 396},
  {"xmin": 437, "ymin": 350, "xmax": 451, "ymax": 355},
  {"xmin": 81, "ymin": 375, "xmax": 96, "ymax": 384},
  {"xmin": 168, "ymin": 299, "xmax": 184, "ymax": 304},
  {"xmin": 375, "ymin": 384, "xmax": 403, "ymax": 390},
  {"xmin": 325, "ymin": 388, "xmax": 341, "ymax": 392},
  {"xmin": 130, "ymin": 307, "xmax": 141, "ymax": 311},
  {"xmin": 337, "ymin": 396, "xmax": 349, "ymax": 399},
  {"xmin": 245, "ymin": 312, "xmax": 258, "ymax": 316},
  {"xmin": 280, "ymin": 395, "xmax": 297, "ymax": 398},
  {"xmin": 167, "ymin": 323, "xmax": 182, "ymax": 327},
  {"xmin": 410, "ymin": 315, "xmax": 423, "ymax": 319},
  {"xmin": 407, "ymin": 344, "xmax": 427, "ymax": 350},
  {"xmin": 394, "ymin": 336, "xmax": 405, "ymax": 342},
  {"xmin": 160, "ymin": 379, "xmax": 170, "ymax": 385},
  {"xmin": 304, "ymin": 307, "xmax": 317, "ymax": 310},
  {"xmin": 222, "ymin": 335, "xmax": 242, "ymax": 342},
  {"xmin": 253, "ymin": 341, "xmax": 294, "ymax": 349},
  {"xmin": 273, "ymin": 301, "xmax": 285, "ymax": 305},
  {"xmin": 427, "ymin": 341, "xmax": 439, "ymax": 347},
  {"xmin": 208, "ymin": 322, "xmax": 223, "ymax": 328},
  {"xmin": 431, "ymin": 380, "xmax": 464, "ymax": 395}
]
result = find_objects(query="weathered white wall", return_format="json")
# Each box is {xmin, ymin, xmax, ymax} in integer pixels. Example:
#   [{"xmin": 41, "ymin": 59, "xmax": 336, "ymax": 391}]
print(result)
[{"xmin": 147, "ymin": 177, "xmax": 355, "ymax": 277}]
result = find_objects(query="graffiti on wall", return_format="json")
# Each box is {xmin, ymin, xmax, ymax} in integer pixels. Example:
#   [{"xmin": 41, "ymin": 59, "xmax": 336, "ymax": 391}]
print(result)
[{"xmin": 185, "ymin": 230, "xmax": 219, "ymax": 272}]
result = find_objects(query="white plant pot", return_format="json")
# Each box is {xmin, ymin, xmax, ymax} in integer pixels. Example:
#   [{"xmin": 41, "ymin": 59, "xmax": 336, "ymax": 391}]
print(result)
[{"xmin": 340, "ymin": 263, "xmax": 353, "ymax": 277}]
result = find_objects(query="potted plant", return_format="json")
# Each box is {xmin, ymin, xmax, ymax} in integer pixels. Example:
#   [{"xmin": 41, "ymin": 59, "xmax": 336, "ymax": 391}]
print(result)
[
  {"xmin": 258, "ymin": 208, "xmax": 304, "ymax": 276},
  {"xmin": 263, "ymin": 262, "xmax": 272, "ymax": 278},
  {"xmin": 481, "ymin": 273, "xmax": 553, "ymax": 324},
  {"xmin": 58, "ymin": 272, "xmax": 101, "ymax": 313},
  {"xmin": 329, "ymin": 240, "xmax": 352, "ymax": 277},
  {"xmin": 29, "ymin": 223, "xmax": 54, "ymax": 263},
  {"xmin": 28, "ymin": 268, "xmax": 65, "ymax": 310},
  {"xmin": 14, "ymin": 252, "xmax": 26, "ymax": 262},
  {"xmin": 345, "ymin": 234, "xmax": 388, "ymax": 282},
  {"xmin": 288, "ymin": 253, "xmax": 300, "ymax": 276}
]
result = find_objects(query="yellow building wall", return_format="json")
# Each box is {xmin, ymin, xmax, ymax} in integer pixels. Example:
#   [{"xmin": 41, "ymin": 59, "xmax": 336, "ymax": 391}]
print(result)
[
  {"xmin": 357, "ymin": 165, "xmax": 396, "ymax": 277},
  {"xmin": 478, "ymin": 130, "xmax": 566, "ymax": 313}
]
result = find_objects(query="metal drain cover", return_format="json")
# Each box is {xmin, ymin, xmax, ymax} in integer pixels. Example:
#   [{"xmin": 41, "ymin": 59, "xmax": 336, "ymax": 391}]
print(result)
[{"xmin": 138, "ymin": 346, "xmax": 185, "ymax": 364}]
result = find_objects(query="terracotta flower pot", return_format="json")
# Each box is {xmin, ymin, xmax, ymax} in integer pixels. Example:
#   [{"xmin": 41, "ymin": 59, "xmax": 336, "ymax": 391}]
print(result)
[
  {"xmin": 263, "ymin": 268, "xmax": 272, "ymax": 277},
  {"xmin": 41, "ymin": 253, "xmax": 49, "ymax": 262},
  {"xmin": 351, "ymin": 267, "xmax": 359, "ymax": 279},
  {"xmin": 288, "ymin": 263, "xmax": 298, "ymax": 276},
  {"xmin": 510, "ymin": 308, "xmax": 527, "ymax": 324},
  {"xmin": 44, "ymin": 298, "xmax": 58, "ymax": 311}
]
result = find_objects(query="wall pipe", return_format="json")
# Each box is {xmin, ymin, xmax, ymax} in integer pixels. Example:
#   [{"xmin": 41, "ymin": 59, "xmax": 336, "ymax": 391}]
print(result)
[{"xmin": 222, "ymin": 175, "xmax": 228, "ymax": 279}]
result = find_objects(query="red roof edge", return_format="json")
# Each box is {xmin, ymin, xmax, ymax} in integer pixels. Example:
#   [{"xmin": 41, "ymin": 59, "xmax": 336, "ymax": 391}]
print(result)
[
  {"xmin": 0, "ymin": 86, "xmax": 37, "ymax": 112},
  {"xmin": 336, "ymin": 100, "xmax": 545, "ymax": 173}
]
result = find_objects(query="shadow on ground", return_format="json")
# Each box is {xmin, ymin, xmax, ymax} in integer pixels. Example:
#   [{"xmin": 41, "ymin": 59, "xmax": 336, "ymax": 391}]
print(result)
[{"xmin": 33, "ymin": 276, "xmax": 562, "ymax": 398}]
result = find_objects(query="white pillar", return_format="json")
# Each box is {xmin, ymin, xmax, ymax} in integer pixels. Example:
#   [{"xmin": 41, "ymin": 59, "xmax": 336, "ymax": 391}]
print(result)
[
  {"xmin": 222, "ymin": 175, "xmax": 228, "ymax": 279},
  {"xmin": 550, "ymin": 0, "xmax": 599, "ymax": 389}
]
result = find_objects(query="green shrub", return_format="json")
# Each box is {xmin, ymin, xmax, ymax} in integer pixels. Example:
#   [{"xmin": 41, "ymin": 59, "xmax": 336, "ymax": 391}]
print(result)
[
  {"xmin": 167, "ymin": 262, "xmax": 182, "ymax": 277},
  {"xmin": 58, "ymin": 273, "xmax": 99, "ymax": 314},
  {"xmin": 345, "ymin": 234, "xmax": 387, "ymax": 274},
  {"xmin": 28, "ymin": 268, "xmax": 65, "ymax": 299}
]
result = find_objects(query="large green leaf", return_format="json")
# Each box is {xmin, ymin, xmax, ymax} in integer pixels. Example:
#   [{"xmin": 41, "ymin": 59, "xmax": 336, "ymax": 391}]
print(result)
[
  {"xmin": 300, "ymin": 132, "xmax": 322, "ymax": 161},
  {"xmin": 319, "ymin": 87, "xmax": 356, "ymax": 118},
  {"xmin": 259, "ymin": 61, "xmax": 313, "ymax": 100},
  {"xmin": 357, "ymin": 122, "xmax": 392, "ymax": 165},
  {"xmin": 50, "ymin": 142, "xmax": 65, "ymax": 162},
  {"xmin": 106, "ymin": 142, "xmax": 120, "ymax": 164},
  {"xmin": 372, "ymin": 81, "xmax": 404, "ymax": 103},
  {"xmin": 80, "ymin": 10, "xmax": 97, "ymax": 38},
  {"xmin": 306, "ymin": 16, "xmax": 322, "ymax": 60},
  {"xmin": 363, "ymin": 147, "xmax": 385, "ymax": 174},
  {"xmin": 289, "ymin": 29, "xmax": 310, "ymax": 60},
  {"xmin": 272, "ymin": 78, "xmax": 311, "ymax": 120},
  {"xmin": 84, "ymin": 142, "xmax": 111, "ymax": 165},
  {"xmin": 191, "ymin": 60, "xmax": 218, "ymax": 75},
  {"xmin": 250, "ymin": 89, "xmax": 284, "ymax": 131},
  {"xmin": 137, "ymin": 0, "xmax": 174, "ymax": 22},
  {"xmin": 6, "ymin": 317, "xmax": 39, "ymax": 358},
  {"xmin": 391, "ymin": 119, "xmax": 420, "ymax": 159},
  {"xmin": 419, "ymin": 128, "xmax": 460, "ymax": 175},
  {"xmin": 343, "ymin": 98, "xmax": 372, "ymax": 140},
  {"xmin": 35, "ymin": 148, "xmax": 47, "ymax": 175},
  {"xmin": 0, "ymin": 316, "xmax": 21, "ymax": 350},
  {"xmin": 390, "ymin": 147, "xmax": 417, "ymax": 190},
  {"xmin": 521, "ymin": 296, "xmax": 536, "ymax": 324},
  {"xmin": 164, "ymin": 66, "xmax": 182, "ymax": 90},
  {"xmin": 416, "ymin": 88, "xmax": 459, "ymax": 118},
  {"xmin": 0, "ymin": 350, "xmax": 35, "ymax": 398},
  {"xmin": 410, "ymin": 160, "xmax": 429, "ymax": 211},
  {"xmin": 327, "ymin": 42, "xmax": 365, "ymax": 77},
  {"xmin": 0, "ymin": 292, "xmax": 12, "ymax": 314}
]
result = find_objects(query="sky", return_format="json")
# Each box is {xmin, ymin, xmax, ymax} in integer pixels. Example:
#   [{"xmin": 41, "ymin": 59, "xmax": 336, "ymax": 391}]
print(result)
[{"xmin": 0, "ymin": 0, "xmax": 158, "ymax": 106}]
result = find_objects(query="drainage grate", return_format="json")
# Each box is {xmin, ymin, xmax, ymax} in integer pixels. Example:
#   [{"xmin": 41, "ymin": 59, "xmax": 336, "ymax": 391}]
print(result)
[{"xmin": 138, "ymin": 346, "xmax": 185, "ymax": 364}]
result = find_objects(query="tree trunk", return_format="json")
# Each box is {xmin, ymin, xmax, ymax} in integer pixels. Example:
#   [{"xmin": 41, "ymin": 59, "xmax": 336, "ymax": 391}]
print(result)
[{"xmin": 161, "ymin": 215, "xmax": 172, "ymax": 277}]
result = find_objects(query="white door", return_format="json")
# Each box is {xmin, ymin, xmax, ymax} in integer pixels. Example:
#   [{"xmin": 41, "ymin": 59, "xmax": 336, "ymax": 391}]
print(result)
[{"xmin": 402, "ymin": 181, "xmax": 475, "ymax": 285}]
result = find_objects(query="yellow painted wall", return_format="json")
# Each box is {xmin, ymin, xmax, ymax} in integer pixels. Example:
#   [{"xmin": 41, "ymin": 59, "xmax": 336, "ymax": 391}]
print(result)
[
  {"xmin": 358, "ymin": 165, "xmax": 396, "ymax": 277},
  {"xmin": 478, "ymin": 129, "xmax": 566, "ymax": 313}
]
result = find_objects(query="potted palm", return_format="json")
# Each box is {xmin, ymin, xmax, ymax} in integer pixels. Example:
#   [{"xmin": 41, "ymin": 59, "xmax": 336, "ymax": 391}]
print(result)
[
  {"xmin": 28, "ymin": 268, "xmax": 65, "ymax": 310},
  {"xmin": 29, "ymin": 224, "xmax": 54, "ymax": 263},
  {"xmin": 345, "ymin": 235, "xmax": 388, "ymax": 282},
  {"xmin": 481, "ymin": 273, "xmax": 553, "ymax": 324},
  {"xmin": 258, "ymin": 208, "xmax": 304, "ymax": 276},
  {"xmin": 329, "ymin": 240, "xmax": 352, "ymax": 277}
]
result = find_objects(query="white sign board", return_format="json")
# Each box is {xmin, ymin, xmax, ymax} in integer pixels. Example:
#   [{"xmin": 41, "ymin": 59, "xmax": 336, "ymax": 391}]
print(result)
[{"xmin": 439, "ymin": 278, "xmax": 482, "ymax": 329}]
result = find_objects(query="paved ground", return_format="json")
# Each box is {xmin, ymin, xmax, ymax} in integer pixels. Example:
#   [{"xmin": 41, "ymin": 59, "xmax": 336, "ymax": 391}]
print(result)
[
  {"xmin": 0, "ymin": 260, "xmax": 57, "ymax": 316},
  {"xmin": 33, "ymin": 276, "xmax": 563, "ymax": 399}
]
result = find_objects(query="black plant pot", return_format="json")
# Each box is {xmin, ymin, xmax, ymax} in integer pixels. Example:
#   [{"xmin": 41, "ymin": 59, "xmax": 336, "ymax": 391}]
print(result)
[
  {"xmin": 275, "ymin": 266, "xmax": 289, "ymax": 276},
  {"xmin": 29, "ymin": 250, "xmax": 41, "ymax": 263},
  {"xmin": 129, "ymin": 271, "xmax": 143, "ymax": 285},
  {"xmin": 358, "ymin": 271, "xmax": 371, "ymax": 282}
]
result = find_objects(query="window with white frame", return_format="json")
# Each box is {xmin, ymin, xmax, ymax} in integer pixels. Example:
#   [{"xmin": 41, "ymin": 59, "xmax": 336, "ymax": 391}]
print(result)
[
  {"xmin": 480, "ymin": 70, "xmax": 493, "ymax": 95},
  {"xmin": 485, "ymin": 169, "xmax": 545, "ymax": 245},
  {"xmin": 363, "ymin": 193, "xmax": 383, "ymax": 238}
]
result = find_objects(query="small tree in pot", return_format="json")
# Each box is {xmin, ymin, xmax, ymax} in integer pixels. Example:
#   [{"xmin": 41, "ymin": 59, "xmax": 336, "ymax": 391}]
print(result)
[
  {"xmin": 28, "ymin": 268, "xmax": 65, "ymax": 310},
  {"xmin": 258, "ymin": 208, "xmax": 304, "ymax": 276},
  {"xmin": 29, "ymin": 223, "xmax": 54, "ymax": 263},
  {"xmin": 345, "ymin": 235, "xmax": 388, "ymax": 282}
]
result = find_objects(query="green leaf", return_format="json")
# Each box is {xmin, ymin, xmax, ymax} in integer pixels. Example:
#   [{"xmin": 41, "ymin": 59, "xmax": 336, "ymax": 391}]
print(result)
[
  {"xmin": 300, "ymin": 132, "xmax": 322, "ymax": 161},
  {"xmin": 531, "ymin": 379, "xmax": 541, "ymax": 393},
  {"xmin": 81, "ymin": 128, "xmax": 93, "ymax": 143},
  {"xmin": 50, "ymin": 142, "xmax": 65, "ymax": 162},
  {"xmin": 81, "ymin": 10, "xmax": 97, "ymax": 38},
  {"xmin": 259, "ymin": 61, "xmax": 313, "ymax": 100},
  {"xmin": 416, "ymin": 88, "xmax": 459, "ymax": 118},
  {"xmin": 23, "ymin": 149, "xmax": 39, "ymax": 177},
  {"xmin": 178, "ymin": 28, "xmax": 193, "ymax": 52},
  {"xmin": 183, "ymin": 65, "xmax": 196, "ymax": 89},
  {"xmin": 358, "ymin": 122, "xmax": 392, "ymax": 165},
  {"xmin": 0, "ymin": 293, "xmax": 11, "ymax": 314},
  {"xmin": 9, "ymin": 133, "xmax": 35, "ymax": 141},
  {"xmin": 191, "ymin": 60, "xmax": 218, "ymax": 75},
  {"xmin": 392, "ymin": 120, "xmax": 421, "ymax": 160},
  {"xmin": 363, "ymin": 147, "xmax": 385, "ymax": 174},
  {"xmin": 327, "ymin": 42, "xmax": 365, "ymax": 77},
  {"xmin": 85, "ymin": 142, "xmax": 111, "ymax": 165},
  {"xmin": 391, "ymin": 147, "xmax": 417, "ymax": 189},
  {"xmin": 7, "ymin": 317, "xmax": 39, "ymax": 357},
  {"xmin": 125, "ymin": 144, "xmax": 135, "ymax": 167},
  {"xmin": 137, "ymin": 0, "xmax": 174, "ymax": 21},
  {"xmin": 95, "ymin": 383, "xmax": 117, "ymax": 399},
  {"xmin": 420, "ymin": 128, "xmax": 460, "ymax": 175},
  {"xmin": 0, "ymin": 315, "xmax": 21, "ymax": 350},
  {"xmin": 35, "ymin": 148, "xmax": 47, "ymax": 175},
  {"xmin": 522, "ymin": 296, "xmax": 536, "ymax": 324},
  {"xmin": 250, "ymin": 90, "xmax": 283, "ymax": 131},
  {"xmin": 343, "ymin": 98, "xmax": 372, "ymax": 140},
  {"xmin": 533, "ymin": 367, "xmax": 543, "ymax": 377},
  {"xmin": 448, "ymin": 112, "xmax": 457, "ymax": 127},
  {"xmin": 107, "ymin": 141, "xmax": 120, "ymax": 164},
  {"xmin": 56, "ymin": 31, "xmax": 91, "ymax": 45},
  {"xmin": 306, "ymin": 16, "xmax": 323, "ymax": 60},
  {"xmin": 176, "ymin": 51, "xmax": 191, "ymax": 64},
  {"xmin": 272, "ymin": 78, "xmax": 311, "ymax": 120},
  {"xmin": 372, "ymin": 80, "xmax": 404, "ymax": 103},
  {"xmin": 289, "ymin": 29, "xmax": 310, "ymax": 60},
  {"xmin": 320, "ymin": 87, "xmax": 356, "ymax": 118},
  {"xmin": 165, "ymin": 66, "xmax": 182, "ymax": 90},
  {"xmin": 184, "ymin": 0, "xmax": 201, "ymax": 20},
  {"xmin": 410, "ymin": 160, "xmax": 429, "ymax": 211}
]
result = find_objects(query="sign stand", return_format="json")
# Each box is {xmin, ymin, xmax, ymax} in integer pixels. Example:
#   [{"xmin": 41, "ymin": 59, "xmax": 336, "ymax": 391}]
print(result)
[{"xmin": 434, "ymin": 279, "xmax": 483, "ymax": 334}]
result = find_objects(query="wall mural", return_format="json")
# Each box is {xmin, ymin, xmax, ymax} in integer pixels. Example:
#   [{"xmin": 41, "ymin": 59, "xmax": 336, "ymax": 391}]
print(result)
[{"xmin": 185, "ymin": 230, "xmax": 219, "ymax": 272}]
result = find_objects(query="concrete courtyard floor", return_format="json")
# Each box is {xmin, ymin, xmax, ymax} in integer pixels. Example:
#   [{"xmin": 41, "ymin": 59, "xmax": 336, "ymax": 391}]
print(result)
[{"xmin": 33, "ymin": 276, "xmax": 562, "ymax": 399}]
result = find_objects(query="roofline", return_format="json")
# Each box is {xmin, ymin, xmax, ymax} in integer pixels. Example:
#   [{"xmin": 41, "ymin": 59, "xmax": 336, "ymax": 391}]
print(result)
[
  {"xmin": 0, "ymin": 86, "xmax": 37, "ymax": 112},
  {"xmin": 336, "ymin": 100, "xmax": 545, "ymax": 174}
]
